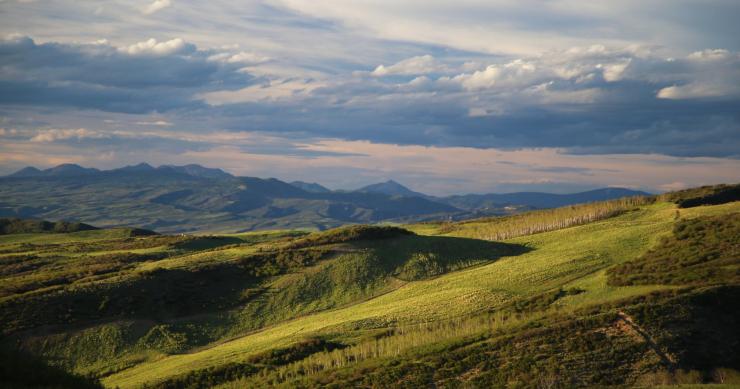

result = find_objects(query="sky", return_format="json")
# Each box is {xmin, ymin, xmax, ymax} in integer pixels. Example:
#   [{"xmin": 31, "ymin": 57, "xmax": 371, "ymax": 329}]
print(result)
[{"xmin": 0, "ymin": 0, "xmax": 739, "ymax": 195}]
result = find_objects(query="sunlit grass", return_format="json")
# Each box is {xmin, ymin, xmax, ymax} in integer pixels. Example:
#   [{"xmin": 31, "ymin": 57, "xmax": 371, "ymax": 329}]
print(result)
[
  {"xmin": 4, "ymin": 200, "xmax": 736, "ymax": 388},
  {"xmin": 101, "ymin": 201, "xmax": 740, "ymax": 388}
]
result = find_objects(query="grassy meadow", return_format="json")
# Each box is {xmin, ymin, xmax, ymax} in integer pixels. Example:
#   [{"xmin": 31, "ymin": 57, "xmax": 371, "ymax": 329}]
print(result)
[{"xmin": 1, "ymin": 187, "xmax": 738, "ymax": 388}]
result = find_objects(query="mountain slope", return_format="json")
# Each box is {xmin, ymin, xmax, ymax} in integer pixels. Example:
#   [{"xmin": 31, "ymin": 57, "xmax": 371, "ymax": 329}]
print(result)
[
  {"xmin": 1, "ymin": 164, "xmax": 656, "ymax": 233},
  {"xmin": 7, "ymin": 166, "xmax": 43, "ymax": 177},
  {"xmin": 0, "ymin": 165, "xmax": 458, "ymax": 233},
  {"xmin": 289, "ymin": 181, "xmax": 331, "ymax": 193}
]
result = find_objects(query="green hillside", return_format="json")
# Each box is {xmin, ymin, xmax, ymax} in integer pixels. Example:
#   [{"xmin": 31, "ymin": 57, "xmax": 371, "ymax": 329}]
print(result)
[{"xmin": 1, "ymin": 188, "xmax": 738, "ymax": 388}]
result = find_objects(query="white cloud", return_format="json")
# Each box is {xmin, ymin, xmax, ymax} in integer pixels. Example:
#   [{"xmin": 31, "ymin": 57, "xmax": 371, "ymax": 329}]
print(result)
[
  {"xmin": 448, "ymin": 59, "xmax": 537, "ymax": 91},
  {"xmin": 657, "ymin": 83, "xmax": 728, "ymax": 99},
  {"xmin": 371, "ymin": 55, "xmax": 446, "ymax": 76},
  {"xmin": 656, "ymin": 49, "xmax": 740, "ymax": 99},
  {"xmin": 227, "ymin": 51, "xmax": 270, "ymax": 64},
  {"xmin": 687, "ymin": 49, "xmax": 731, "ymax": 61},
  {"xmin": 30, "ymin": 128, "xmax": 108, "ymax": 142},
  {"xmin": 454, "ymin": 65, "xmax": 502, "ymax": 90},
  {"xmin": 143, "ymin": 0, "xmax": 171, "ymax": 15},
  {"xmin": 199, "ymin": 79, "xmax": 325, "ymax": 105},
  {"xmin": 135, "ymin": 120, "xmax": 173, "ymax": 127},
  {"xmin": 208, "ymin": 51, "xmax": 270, "ymax": 65},
  {"xmin": 3, "ymin": 33, "xmax": 30, "ymax": 43},
  {"xmin": 426, "ymin": 46, "xmax": 740, "ymax": 105},
  {"xmin": 600, "ymin": 60, "xmax": 631, "ymax": 82},
  {"xmin": 122, "ymin": 38, "xmax": 188, "ymax": 56},
  {"xmin": 407, "ymin": 76, "xmax": 432, "ymax": 88}
]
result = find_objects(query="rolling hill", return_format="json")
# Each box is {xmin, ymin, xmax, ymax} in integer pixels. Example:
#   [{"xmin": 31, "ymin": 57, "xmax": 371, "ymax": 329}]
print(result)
[
  {"xmin": 0, "ymin": 184, "xmax": 738, "ymax": 388},
  {"xmin": 1, "ymin": 163, "xmax": 650, "ymax": 233}
]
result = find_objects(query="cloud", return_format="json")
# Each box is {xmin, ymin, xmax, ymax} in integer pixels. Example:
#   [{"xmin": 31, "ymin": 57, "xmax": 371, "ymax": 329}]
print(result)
[
  {"xmin": 143, "ymin": 0, "xmax": 171, "ymax": 15},
  {"xmin": 436, "ymin": 48, "xmax": 640, "ymax": 92},
  {"xmin": 135, "ymin": 120, "xmax": 173, "ymax": 126},
  {"xmin": 0, "ymin": 35, "xmax": 253, "ymax": 112},
  {"xmin": 687, "ymin": 49, "xmax": 731, "ymax": 61},
  {"xmin": 447, "ymin": 59, "xmax": 542, "ymax": 91},
  {"xmin": 273, "ymin": 0, "xmax": 740, "ymax": 55},
  {"xmin": 657, "ymin": 83, "xmax": 727, "ymax": 99},
  {"xmin": 371, "ymin": 55, "xmax": 446, "ymax": 76},
  {"xmin": 600, "ymin": 60, "xmax": 630, "ymax": 82},
  {"xmin": 655, "ymin": 49, "xmax": 740, "ymax": 99},
  {"xmin": 214, "ymin": 44, "xmax": 740, "ymax": 157},
  {"xmin": 199, "ymin": 78, "xmax": 325, "ymax": 105},
  {"xmin": 1, "ymin": 34, "xmax": 739, "ymax": 159},
  {"xmin": 208, "ymin": 51, "xmax": 271, "ymax": 65},
  {"xmin": 30, "ymin": 128, "xmax": 108, "ymax": 142},
  {"xmin": 122, "ymin": 38, "xmax": 191, "ymax": 56}
]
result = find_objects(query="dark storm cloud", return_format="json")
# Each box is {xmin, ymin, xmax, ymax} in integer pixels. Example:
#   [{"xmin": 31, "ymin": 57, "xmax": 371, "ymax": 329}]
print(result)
[{"xmin": 0, "ymin": 36, "xmax": 253, "ymax": 113}]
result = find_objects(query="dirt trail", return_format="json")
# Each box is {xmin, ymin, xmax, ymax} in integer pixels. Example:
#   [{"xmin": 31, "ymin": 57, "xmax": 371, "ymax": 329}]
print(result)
[{"xmin": 617, "ymin": 310, "xmax": 677, "ymax": 370}]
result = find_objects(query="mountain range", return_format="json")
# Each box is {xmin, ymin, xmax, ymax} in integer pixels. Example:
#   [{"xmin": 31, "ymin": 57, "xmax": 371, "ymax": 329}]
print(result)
[{"xmin": 0, "ymin": 163, "xmax": 650, "ymax": 232}]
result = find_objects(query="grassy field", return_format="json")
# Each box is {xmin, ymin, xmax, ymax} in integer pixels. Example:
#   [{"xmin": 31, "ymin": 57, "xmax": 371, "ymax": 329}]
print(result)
[
  {"xmin": 97, "ymin": 201, "xmax": 738, "ymax": 388},
  {"xmin": 1, "ymin": 193, "xmax": 738, "ymax": 388}
]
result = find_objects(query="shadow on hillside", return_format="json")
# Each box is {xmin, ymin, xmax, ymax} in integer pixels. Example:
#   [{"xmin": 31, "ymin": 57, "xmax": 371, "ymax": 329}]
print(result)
[
  {"xmin": 0, "ymin": 265, "xmax": 262, "ymax": 334},
  {"xmin": 0, "ymin": 345, "xmax": 103, "ymax": 389},
  {"xmin": 361, "ymin": 234, "xmax": 532, "ymax": 281},
  {"xmin": 169, "ymin": 236, "xmax": 244, "ymax": 251}
]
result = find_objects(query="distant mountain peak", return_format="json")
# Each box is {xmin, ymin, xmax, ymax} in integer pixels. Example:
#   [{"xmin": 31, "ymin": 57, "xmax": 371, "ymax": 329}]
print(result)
[
  {"xmin": 598, "ymin": 187, "xmax": 651, "ymax": 195},
  {"xmin": 40, "ymin": 164, "xmax": 100, "ymax": 177},
  {"xmin": 8, "ymin": 166, "xmax": 43, "ymax": 177},
  {"xmin": 129, "ymin": 162, "xmax": 155, "ymax": 170},
  {"xmin": 159, "ymin": 164, "xmax": 232, "ymax": 179},
  {"xmin": 7, "ymin": 164, "xmax": 96, "ymax": 178},
  {"xmin": 357, "ymin": 180, "xmax": 428, "ymax": 198},
  {"xmin": 114, "ymin": 162, "xmax": 156, "ymax": 172},
  {"xmin": 5, "ymin": 162, "xmax": 236, "ymax": 179}
]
